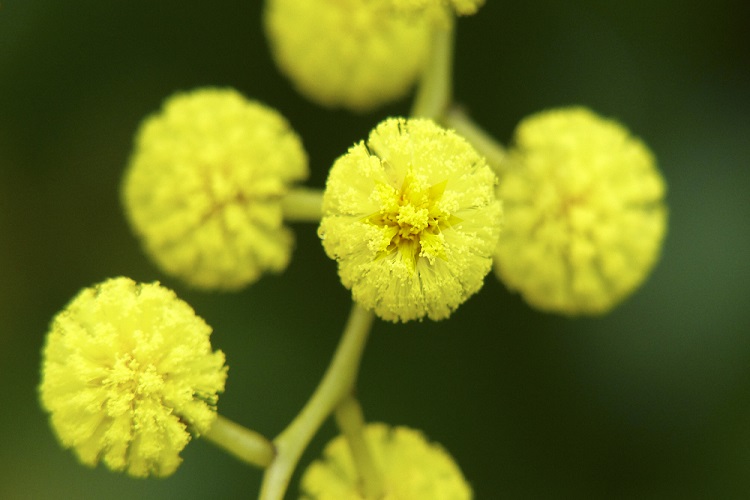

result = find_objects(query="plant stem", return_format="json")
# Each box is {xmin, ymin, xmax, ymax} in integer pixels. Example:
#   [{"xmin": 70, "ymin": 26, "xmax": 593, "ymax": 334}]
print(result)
[
  {"xmin": 281, "ymin": 187, "xmax": 323, "ymax": 222},
  {"xmin": 334, "ymin": 395, "xmax": 384, "ymax": 499},
  {"xmin": 203, "ymin": 414, "xmax": 275, "ymax": 468},
  {"xmin": 444, "ymin": 106, "xmax": 507, "ymax": 174},
  {"xmin": 259, "ymin": 304, "xmax": 375, "ymax": 500},
  {"xmin": 411, "ymin": 16, "xmax": 455, "ymax": 120}
]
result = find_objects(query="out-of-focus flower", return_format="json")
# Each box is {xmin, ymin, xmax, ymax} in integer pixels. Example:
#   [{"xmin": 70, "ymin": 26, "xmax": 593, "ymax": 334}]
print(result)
[
  {"xmin": 122, "ymin": 88, "xmax": 308, "ymax": 290},
  {"xmin": 301, "ymin": 423, "xmax": 472, "ymax": 499},
  {"xmin": 264, "ymin": 0, "xmax": 431, "ymax": 112},
  {"xmin": 494, "ymin": 107, "xmax": 668, "ymax": 315}
]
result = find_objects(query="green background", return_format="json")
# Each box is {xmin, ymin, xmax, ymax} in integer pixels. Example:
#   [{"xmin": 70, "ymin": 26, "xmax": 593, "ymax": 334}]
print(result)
[{"xmin": 2, "ymin": 1, "xmax": 749, "ymax": 498}]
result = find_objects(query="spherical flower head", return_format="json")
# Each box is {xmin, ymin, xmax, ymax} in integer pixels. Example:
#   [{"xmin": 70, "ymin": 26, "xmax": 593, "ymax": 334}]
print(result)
[
  {"xmin": 300, "ymin": 423, "xmax": 472, "ymax": 500},
  {"xmin": 494, "ymin": 107, "xmax": 668, "ymax": 315},
  {"xmin": 390, "ymin": 0, "xmax": 485, "ymax": 16},
  {"xmin": 122, "ymin": 87, "xmax": 308, "ymax": 291},
  {"xmin": 318, "ymin": 117, "xmax": 503, "ymax": 322},
  {"xmin": 264, "ymin": 0, "xmax": 431, "ymax": 112},
  {"xmin": 39, "ymin": 277, "xmax": 228, "ymax": 477}
]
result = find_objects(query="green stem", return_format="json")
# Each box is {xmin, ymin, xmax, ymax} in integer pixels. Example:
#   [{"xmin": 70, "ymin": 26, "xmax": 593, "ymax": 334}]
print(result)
[
  {"xmin": 334, "ymin": 395, "xmax": 384, "ymax": 499},
  {"xmin": 411, "ymin": 16, "xmax": 455, "ymax": 120},
  {"xmin": 203, "ymin": 414, "xmax": 275, "ymax": 469},
  {"xmin": 281, "ymin": 187, "xmax": 323, "ymax": 223},
  {"xmin": 259, "ymin": 304, "xmax": 375, "ymax": 500},
  {"xmin": 444, "ymin": 106, "xmax": 508, "ymax": 174}
]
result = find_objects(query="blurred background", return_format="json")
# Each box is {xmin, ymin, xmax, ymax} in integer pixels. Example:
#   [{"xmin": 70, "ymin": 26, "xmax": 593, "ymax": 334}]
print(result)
[{"xmin": 1, "ymin": 1, "xmax": 749, "ymax": 498}]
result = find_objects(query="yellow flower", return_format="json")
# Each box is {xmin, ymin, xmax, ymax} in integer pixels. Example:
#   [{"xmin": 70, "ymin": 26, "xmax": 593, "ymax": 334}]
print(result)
[
  {"xmin": 319, "ymin": 118, "xmax": 502, "ymax": 322},
  {"xmin": 122, "ymin": 88, "xmax": 308, "ymax": 291},
  {"xmin": 390, "ymin": 0, "xmax": 485, "ymax": 16},
  {"xmin": 264, "ymin": 0, "xmax": 431, "ymax": 112},
  {"xmin": 450, "ymin": 0, "xmax": 484, "ymax": 14},
  {"xmin": 494, "ymin": 107, "xmax": 668, "ymax": 315},
  {"xmin": 300, "ymin": 423, "xmax": 472, "ymax": 500},
  {"xmin": 39, "ymin": 277, "xmax": 228, "ymax": 477}
]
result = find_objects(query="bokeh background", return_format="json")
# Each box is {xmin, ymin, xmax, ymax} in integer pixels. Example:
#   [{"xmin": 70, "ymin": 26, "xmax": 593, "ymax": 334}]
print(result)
[{"xmin": 2, "ymin": 1, "xmax": 749, "ymax": 498}]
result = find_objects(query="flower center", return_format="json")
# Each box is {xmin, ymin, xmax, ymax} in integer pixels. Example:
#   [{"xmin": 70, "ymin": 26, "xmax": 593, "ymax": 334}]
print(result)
[
  {"xmin": 365, "ymin": 173, "xmax": 460, "ymax": 269},
  {"xmin": 102, "ymin": 354, "xmax": 165, "ymax": 417}
]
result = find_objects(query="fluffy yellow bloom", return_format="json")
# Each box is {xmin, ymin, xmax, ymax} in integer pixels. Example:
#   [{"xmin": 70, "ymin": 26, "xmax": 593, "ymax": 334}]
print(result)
[
  {"xmin": 39, "ymin": 277, "xmax": 227, "ymax": 477},
  {"xmin": 390, "ymin": 0, "xmax": 484, "ymax": 16},
  {"xmin": 494, "ymin": 107, "xmax": 668, "ymax": 315},
  {"xmin": 450, "ymin": 0, "xmax": 484, "ymax": 14},
  {"xmin": 319, "ymin": 118, "xmax": 502, "ymax": 322},
  {"xmin": 300, "ymin": 423, "xmax": 472, "ymax": 500},
  {"xmin": 264, "ymin": 0, "xmax": 431, "ymax": 112},
  {"xmin": 122, "ymin": 88, "xmax": 308, "ymax": 291}
]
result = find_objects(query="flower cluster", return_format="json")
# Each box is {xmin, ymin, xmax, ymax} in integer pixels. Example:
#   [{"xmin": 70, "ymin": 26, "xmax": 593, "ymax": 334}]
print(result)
[
  {"xmin": 39, "ymin": 2, "xmax": 670, "ymax": 498},
  {"xmin": 39, "ymin": 277, "xmax": 227, "ymax": 477}
]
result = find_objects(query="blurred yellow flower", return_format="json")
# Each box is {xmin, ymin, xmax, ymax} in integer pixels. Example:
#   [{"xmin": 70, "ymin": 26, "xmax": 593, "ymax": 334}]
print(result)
[
  {"xmin": 390, "ymin": 0, "xmax": 484, "ymax": 16},
  {"xmin": 264, "ymin": 0, "xmax": 431, "ymax": 112},
  {"xmin": 319, "ymin": 118, "xmax": 502, "ymax": 322},
  {"xmin": 39, "ymin": 277, "xmax": 227, "ymax": 477},
  {"xmin": 122, "ymin": 88, "xmax": 308, "ymax": 291},
  {"xmin": 300, "ymin": 423, "xmax": 472, "ymax": 499},
  {"xmin": 494, "ymin": 107, "xmax": 668, "ymax": 315}
]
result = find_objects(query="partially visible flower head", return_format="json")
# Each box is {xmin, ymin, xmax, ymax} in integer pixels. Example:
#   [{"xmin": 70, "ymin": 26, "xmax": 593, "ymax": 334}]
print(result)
[
  {"xmin": 122, "ymin": 88, "xmax": 308, "ymax": 291},
  {"xmin": 390, "ymin": 0, "xmax": 484, "ymax": 16},
  {"xmin": 319, "ymin": 118, "xmax": 502, "ymax": 322},
  {"xmin": 494, "ymin": 107, "xmax": 668, "ymax": 315},
  {"xmin": 39, "ymin": 277, "xmax": 227, "ymax": 477},
  {"xmin": 264, "ymin": 0, "xmax": 431, "ymax": 112},
  {"xmin": 300, "ymin": 423, "xmax": 472, "ymax": 500}
]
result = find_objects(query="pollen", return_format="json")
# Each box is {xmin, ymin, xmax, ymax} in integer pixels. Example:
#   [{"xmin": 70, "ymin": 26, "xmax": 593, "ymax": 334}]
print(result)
[{"xmin": 364, "ymin": 176, "xmax": 460, "ymax": 268}]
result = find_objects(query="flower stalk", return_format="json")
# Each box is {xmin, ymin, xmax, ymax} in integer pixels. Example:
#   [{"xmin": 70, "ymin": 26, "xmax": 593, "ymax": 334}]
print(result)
[
  {"xmin": 281, "ymin": 186, "xmax": 324, "ymax": 222},
  {"xmin": 203, "ymin": 414, "xmax": 275, "ymax": 469},
  {"xmin": 334, "ymin": 395, "xmax": 385, "ymax": 499},
  {"xmin": 411, "ymin": 17, "xmax": 455, "ymax": 120},
  {"xmin": 444, "ymin": 106, "xmax": 507, "ymax": 173},
  {"xmin": 259, "ymin": 303, "xmax": 375, "ymax": 500}
]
